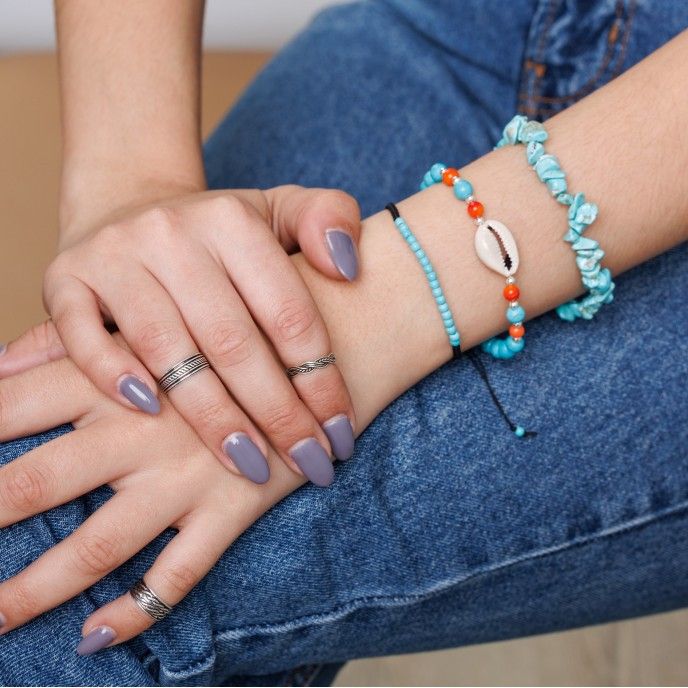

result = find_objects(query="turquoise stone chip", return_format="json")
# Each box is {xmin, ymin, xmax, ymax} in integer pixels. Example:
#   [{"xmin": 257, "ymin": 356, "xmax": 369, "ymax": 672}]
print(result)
[
  {"xmin": 534, "ymin": 154, "xmax": 560, "ymax": 180},
  {"xmin": 546, "ymin": 178, "xmax": 567, "ymax": 196},
  {"xmin": 572, "ymin": 236, "xmax": 599, "ymax": 251},
  {"xmin": 526, "ymin": 141, "xmax": 544, "ymax": 165},
  {"xmin": 514, "ymin": 425, "xmax": 526, "ymax": 438},
  {"xmin": 423, "ymin": 171, "xmax": 434, "ymax": 187},
  {"xmin": 520, "ymin": 119, "xmax": 547, "ymax": 142},
  {"xmin": 575, "ymin": 202, "xmax": 598, "ymax": 225}
]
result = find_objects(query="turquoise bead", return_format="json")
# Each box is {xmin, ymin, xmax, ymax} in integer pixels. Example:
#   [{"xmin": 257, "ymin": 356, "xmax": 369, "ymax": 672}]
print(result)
[
  {"xmin": 506, "ymin": 336, "xmax": 525, "ymax": 353},
  {"xmin": 453, "ymin": 179, "xmax": 473, "ymax": 200},
  {"xmin": 390, "ymin": 205, "xmax": 461, "ymax": 352},
  {"xmin": 514, "ymin": 425, "xmax": 526, "ymax": 438},
  {"xmin": 430, "ymin": 163, "xmax": 446, "ymax": 182},
  {"xmin": 507, "ymin": 305, "xmax": 526, "ymax": 323}
]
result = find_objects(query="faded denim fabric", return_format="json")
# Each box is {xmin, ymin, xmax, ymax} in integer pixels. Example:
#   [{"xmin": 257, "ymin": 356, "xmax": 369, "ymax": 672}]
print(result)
[{"xmin": 1, "ymin": 1, "xmax": 688, "ymax": 685}]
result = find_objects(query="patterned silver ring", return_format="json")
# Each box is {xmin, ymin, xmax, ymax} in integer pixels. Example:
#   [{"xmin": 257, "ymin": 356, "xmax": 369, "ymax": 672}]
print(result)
[
  {"xmin": 158, "ymin": 353, "xmax": 210, "ymax": 393},
  {"xmin": 285, "ymin": 352, "xmax": 336, "ymax": 379},
  {"xmin": 129, "ymin": 578, "xmax": 173, "ymax": 622}
]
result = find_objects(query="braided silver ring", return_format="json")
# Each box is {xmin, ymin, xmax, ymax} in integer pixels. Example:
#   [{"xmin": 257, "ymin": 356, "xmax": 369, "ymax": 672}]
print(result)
[
  {"xmin": 129, "ymin": 578, "xmax": 173, "ymax": 622},
  {"xmin": 285, "ymin": 352, "xmax": 336, "ymax": 379},
  {"xmin": 158, "ymin": 353, "xmax": 210, "ymax": 393}
]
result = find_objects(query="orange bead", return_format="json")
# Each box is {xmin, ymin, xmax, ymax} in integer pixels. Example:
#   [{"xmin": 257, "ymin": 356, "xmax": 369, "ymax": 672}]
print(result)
[
  {"xmin": 467, "ymin": 200, "xmax": 484, "ymax": 218},
  {"xmin": 503, "ymin": 284, "xmax": 520, "ymax": 301},
  {"xmin": 509, "ymin": 324, "xmax": 525, "ymax": 339},
  {"xmin": 442, "ymin": 167, "xmax": 460, "ymax": 186}
]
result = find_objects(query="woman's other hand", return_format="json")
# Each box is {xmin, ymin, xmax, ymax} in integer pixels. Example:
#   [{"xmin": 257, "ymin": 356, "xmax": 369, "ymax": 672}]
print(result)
[{"xmin": 40, "ymin": 187, "xmax": 360, "ymax": 486}]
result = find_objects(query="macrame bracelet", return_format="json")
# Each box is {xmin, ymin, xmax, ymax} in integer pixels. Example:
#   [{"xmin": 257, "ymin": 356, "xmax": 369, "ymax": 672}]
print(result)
[
  {"xmin": 495, "ymin": 115, "xmax": 615, "ymax": 321},
  {"xmin": 420, "ymin": 164, "xmax": 526, "ymax": 360},
  {"xmin": 385, "ymin": 203, "xmax": 461, "ymax": 359}
]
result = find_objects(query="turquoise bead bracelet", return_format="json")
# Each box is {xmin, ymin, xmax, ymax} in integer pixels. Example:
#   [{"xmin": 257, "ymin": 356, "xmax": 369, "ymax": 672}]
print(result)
[
  {"xmin": 420, "ymin": 163, "xmax": 526, "ymax": 361},
  {"xmin": 495, "ymin": 115, "xmax": 615, "ymax": 321},
  {"xmin": 385, "ymin": 203, "xmax": 461, "ymax": 358}
]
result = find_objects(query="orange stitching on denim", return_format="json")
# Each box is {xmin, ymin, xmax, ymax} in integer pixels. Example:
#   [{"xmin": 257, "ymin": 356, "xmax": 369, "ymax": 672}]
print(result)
[{"xmin": 517, "ymin": 0, "xmax": 637, "ymax": 112}]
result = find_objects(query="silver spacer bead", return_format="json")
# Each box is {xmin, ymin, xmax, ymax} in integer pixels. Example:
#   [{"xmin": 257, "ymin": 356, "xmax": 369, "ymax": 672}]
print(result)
[
  {"xmin": 505, "ymin": 276, "xmax": 516, "ymax": 284},
  {"xmin": 514, "ymin": 322, "xmax": 523, "ymax": 328},
  {"xmin": 465, "ymin": 195, "xmax": 474, "ymax": 203},
  {"xmin": 512, "ymin": 336, "xmax": 522, "ymax": 342},
  {"xmin": 475, "ymin": 217, "xmax": 485, "ymax": 226},
  {"xmin": 509, "ymin": 300, "xmax": 519, "ymax": 308}
]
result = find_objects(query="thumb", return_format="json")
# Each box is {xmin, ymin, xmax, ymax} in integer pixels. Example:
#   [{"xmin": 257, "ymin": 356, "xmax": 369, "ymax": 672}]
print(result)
[
  {"xmin": 0, "ymin": 320, "xmax": 67, "ymax": 378},
  {"xmin": 265, "ymin": 185, "xmax": 361, "ymax": 281}
]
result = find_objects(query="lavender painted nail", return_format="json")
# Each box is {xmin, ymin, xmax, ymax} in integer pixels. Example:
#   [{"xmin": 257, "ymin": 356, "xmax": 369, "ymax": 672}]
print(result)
[
  {"xmin": 76, "ymin": 626, "xmax": 116, "ymax": 657},
  {"xmin": 325, "ymin": 229, "xmax": 359, "ymax": 281},
  {"xmin": 323, "ymin": 414, "xmax": 355, "ymax": 461},
  {"xmin": 0, "ymin": 343, "xmax": 6, "ymax": 356},
  {"xmin": 118, "ymin": 375, "xmax": 160, "ymax": 415},
  {"xmin": 290, "ymin": 438, "xmax": 334, "ymax": 487},
  {"xmin": 0, "ymin": 611, "xmax": 7, "ymax": 630},
  {"xmin": 222, "ymin": 433, "xmax": 270, "ymax": 484}
]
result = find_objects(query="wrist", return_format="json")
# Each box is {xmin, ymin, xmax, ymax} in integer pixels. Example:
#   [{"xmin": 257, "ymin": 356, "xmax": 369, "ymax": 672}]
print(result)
[
  {"xmin": 59, "ymin": 154, "xmax": 206, "ymax": 249},
  {"xmin": 59, "ymin": 144, "xmax": 207, "ymax": 250}
]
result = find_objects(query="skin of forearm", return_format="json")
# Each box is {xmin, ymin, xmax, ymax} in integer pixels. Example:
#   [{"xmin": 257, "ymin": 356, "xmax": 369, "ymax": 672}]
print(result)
[
  {"xmin": 292, "ymin": 28, "xmax": 688, "ymax": 438},
  {"xmin": 55, "ymin": 0, "xmax": 206, "ymax": 243}
]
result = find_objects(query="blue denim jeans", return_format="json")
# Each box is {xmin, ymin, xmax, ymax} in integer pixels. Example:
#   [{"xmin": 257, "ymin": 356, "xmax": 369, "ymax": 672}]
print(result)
[{"xmin": 2, "ymin": 1, "xmax": 688, "ymax": 685}]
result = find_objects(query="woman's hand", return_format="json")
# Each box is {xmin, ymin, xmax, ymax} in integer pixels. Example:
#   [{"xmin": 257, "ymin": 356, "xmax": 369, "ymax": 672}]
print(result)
[
  {"xmin": 0, "ymin": 335, "xmax": 311, "ymax": 654},
  {"xmin": 44, "ymin": 187, "xmax": 360, "ymax": 486}
]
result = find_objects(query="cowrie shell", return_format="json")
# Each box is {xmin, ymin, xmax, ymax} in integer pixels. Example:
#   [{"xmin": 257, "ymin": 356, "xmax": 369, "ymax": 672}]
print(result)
[{"xmin": 474, "ymin": 219, "xmax": 519, "ymax": 276}]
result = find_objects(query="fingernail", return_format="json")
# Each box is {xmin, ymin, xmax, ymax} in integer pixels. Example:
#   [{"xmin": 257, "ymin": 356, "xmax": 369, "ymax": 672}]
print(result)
[
  {"xmin": 0, "ymin": 611, "xmax": 7, "ymax": 631},
  {"xmin": 76, "ymin": 626, "xmax": 116, "ymax": 657},
  {"xmin": 323, "ymin": 414, "xmax": 355, "ymax": 461},
  {"xmin": 118, "ymin": 375, "xmax": 160, "ymax": 415},
  {"xmin": 222, "ymin": 432, "xmax": 270, "ymax": 484},
  {"xmin": 325, "ymin": 229, "xmax": 359, "ymax": 281},
  {"xmin": 0, "ymin": 343, "xmax": 6, "ymax": 356},
  {"xmin": 290, "ymin": 438, "xmax": 334, "ymax": 487}
]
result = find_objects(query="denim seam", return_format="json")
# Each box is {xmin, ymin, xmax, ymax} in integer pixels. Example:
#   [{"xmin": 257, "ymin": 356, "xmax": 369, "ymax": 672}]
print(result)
[
  {"xmin": 217, "ymin": 499, "xmax": 688, "ymax": 640},
  {"xmin": 151, "ymin": 499, "xmax": 688, "ymax": 681}
]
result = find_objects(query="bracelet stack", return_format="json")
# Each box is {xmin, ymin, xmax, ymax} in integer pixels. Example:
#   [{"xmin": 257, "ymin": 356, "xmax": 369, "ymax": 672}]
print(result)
[
  {"xmin": 420, "ymin": 164, "xmax": 526, "ymax": 360},
  {"xmin": 495, "ymin": 115, "xmax": 614, "ymax": 321}
]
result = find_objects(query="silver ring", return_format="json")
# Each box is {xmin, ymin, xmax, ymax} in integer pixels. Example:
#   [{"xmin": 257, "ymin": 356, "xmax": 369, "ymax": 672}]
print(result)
[
  {"xmin": 286, "ymin": 352, "xmax": 336, "ymax": 378},
  {"xmin": 129, "ymin": 578, "xmax": 173, "ymax": 622},
  {"xmin": 158, "ymin": 353, "xmax": 210, "ymax": 393}
]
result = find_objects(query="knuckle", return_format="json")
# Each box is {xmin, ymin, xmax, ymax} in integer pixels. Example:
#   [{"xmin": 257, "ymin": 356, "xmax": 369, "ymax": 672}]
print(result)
[
  {"xmin": 133, "ymin": 320, "xmax": 181, "ymax": 360},
  {"xmin": 141, "ymin": 206, "xmax": 180, "ymax": 235},
  {"xmin": 11, "ymin": 578, "xmax": 40, "ymax": 619},
  {"xmin": 301, "ymin": 374, "xmax": 344, "ymax": 414},
  {"xmin": 261, "ymin": 401, "xmax": 303, "ymax": 443},
  {"xmin": 71, "ymin": 533, "xmax": 122, "ymax": 577},
  {"xmin": 206, "ymin": 320, "xmax": 254, "ymax": 368},
  {"xmin": 161, "ymin": 563, "xmax": 201, "ymax": 596},
  {"xmin": 208, "ymin": 194, "xmax": 246, "ymax": 221},
  {"xmin": 190, "ymin": 397, "xmax": 231, "ymax": 436},
  {"xmin": 274, "ymin": 299, "xmax": 318, "ymax": 344},
  {"xmin": 0, "ymin": 464, "xmax": 52, "ymax": 514}
]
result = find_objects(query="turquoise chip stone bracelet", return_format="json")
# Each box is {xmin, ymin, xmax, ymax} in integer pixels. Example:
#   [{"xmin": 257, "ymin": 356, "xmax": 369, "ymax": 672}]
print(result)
[{"xmin": 495, "ymin": 115, "xmax": 615, "ymax": 321}]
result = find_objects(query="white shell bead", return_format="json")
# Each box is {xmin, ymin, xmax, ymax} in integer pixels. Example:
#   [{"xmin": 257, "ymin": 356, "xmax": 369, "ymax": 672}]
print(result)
[{"xmin": 474, "ymin": 219, "xmax": 519, "ymax": 276}]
